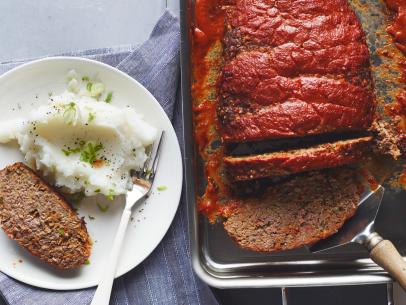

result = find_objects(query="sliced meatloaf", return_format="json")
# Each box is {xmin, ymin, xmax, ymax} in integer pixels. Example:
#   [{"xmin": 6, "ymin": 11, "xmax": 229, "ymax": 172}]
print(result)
[
  {"xmin": 219, "ymin": 0, "xmax": 374, "ymax": 144},
  {"xmin": 224, "ymin": 136, "xmax": 372, "ymax": 181},
  {"xmin": 223, "ymin": 0, "xmax": 366, "ymax": 60},
  {"xmin": 0, "ymin": 163, "xmax": 91, "ymax": 269},
  {"xmin": 223, "ymin": 168, "xmax": 361, "ymax": 252},
  {"xmin": 220, "ymin": 71, "xmax": 374, "ymax": 142}
]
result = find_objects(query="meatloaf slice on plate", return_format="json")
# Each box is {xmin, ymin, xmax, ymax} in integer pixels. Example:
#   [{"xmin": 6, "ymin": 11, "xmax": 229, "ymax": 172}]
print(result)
[
  {"xmin": 0, "ymin": 162, "xmax": 91, "ymax": 269},
  {"xmin": 224, "ymin": 136, "xmax": 373, "ymax": 181},
  {"xmin": 223, "ymin": 168, "xmax": 361, "ymax": 252}
]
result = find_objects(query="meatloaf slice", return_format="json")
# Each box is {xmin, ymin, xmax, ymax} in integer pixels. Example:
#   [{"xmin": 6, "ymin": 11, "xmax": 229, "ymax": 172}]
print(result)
[
  {"xmin": 224, "ymin": 0, "xmax": 365, "ymax": 60},
  {"xmin": 223, "ymin": 168, "xmax": 361, "ymax": 252},
  {"xmin": 224, "ymin": 136, "xmax": 372, "ymax": 181},
  {"xmin": 220, "ymin": 72, "xmax": 374, "ymax": 142},
  {"xmin": 219, "ymin": 50, "xmax": 372, "ymax": 142},
  {"xmin": 0, "ymin": 163, "xmax": 91, "ymax": 269},
  {"xmin": 223, "ymin": 46, "xmax": 369, "ymax": 79},
  {"xmin": 221, "ymin": 75, "xmax": 372, "ymax": 108}
]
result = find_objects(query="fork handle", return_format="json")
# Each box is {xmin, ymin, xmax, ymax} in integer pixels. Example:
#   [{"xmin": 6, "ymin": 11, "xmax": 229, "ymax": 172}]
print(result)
[{"xmin": 91, "ymin": 209, "xmax": 132, "ymax": 305}]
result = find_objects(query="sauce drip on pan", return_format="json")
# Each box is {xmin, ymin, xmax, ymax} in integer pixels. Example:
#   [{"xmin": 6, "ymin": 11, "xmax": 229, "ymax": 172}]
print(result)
[{"xmin": 192, "ymin": 0, "xmax": 229, "ymax": 221}]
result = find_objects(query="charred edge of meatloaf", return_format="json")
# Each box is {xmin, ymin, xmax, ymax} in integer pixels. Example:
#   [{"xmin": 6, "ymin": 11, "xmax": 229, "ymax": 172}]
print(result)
[
  {"xmin": 224, "ymin": 136, "xmax": 373, "ymax": 181},
  {"xmin": 0, "ymin": 162, "xmax": 91, "ymax": 269},
  {"xmin": 222, "ymin": 167, "xmax": 361, "ymax": 252}
]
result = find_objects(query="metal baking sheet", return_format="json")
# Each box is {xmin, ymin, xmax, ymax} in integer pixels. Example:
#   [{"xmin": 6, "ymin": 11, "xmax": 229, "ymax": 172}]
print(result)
[{"xmin": 180, "ymin": 0, "xmax": 406, "ymax": 288}]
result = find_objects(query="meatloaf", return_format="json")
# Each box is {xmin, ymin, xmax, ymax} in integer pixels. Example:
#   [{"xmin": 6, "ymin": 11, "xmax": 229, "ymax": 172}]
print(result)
[
  {"xmin": 0, "ymin": 163, "xmax": 91, "ymax": 269},
  {"xmin": 219, "ymin": 0, "xmax": 374, "ymax": 143},
  {"xmin": 218, "ymin": 0, "xmax": 375, "ymax": 180},
  {"xmin": 224, "ymin": 136, "xmax": 373, "ymax": 181},
  {"xmin": 223, "ymin": 168, "xmax": 361, "ymax": 252}
]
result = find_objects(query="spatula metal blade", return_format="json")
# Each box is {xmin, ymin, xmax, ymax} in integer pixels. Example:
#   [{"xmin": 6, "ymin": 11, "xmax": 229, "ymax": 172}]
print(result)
[{"xmin": 310, "ymin": 186, "xmax": 385, "ymax": 253}]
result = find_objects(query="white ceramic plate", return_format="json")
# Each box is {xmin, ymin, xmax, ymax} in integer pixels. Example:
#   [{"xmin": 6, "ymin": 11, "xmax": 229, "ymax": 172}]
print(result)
[{"xmin": 0, "ymin": 57, "xmax": 182, "ymax": 290}]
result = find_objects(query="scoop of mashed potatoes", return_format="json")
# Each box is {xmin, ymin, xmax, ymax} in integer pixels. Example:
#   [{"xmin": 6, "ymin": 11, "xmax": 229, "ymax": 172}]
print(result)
[{"xmin": 0, "ymin": 80, "xmax": 157, "ymax": 198}]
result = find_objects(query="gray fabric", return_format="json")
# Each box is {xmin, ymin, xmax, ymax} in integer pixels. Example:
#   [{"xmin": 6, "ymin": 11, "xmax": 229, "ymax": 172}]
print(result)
[{"xmin": 0, "ymin": 11, "xmax": 219, "ymax": 305}]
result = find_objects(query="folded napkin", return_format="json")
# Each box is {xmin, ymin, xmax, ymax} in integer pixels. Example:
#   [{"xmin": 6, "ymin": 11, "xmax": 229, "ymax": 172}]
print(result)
[{"xmin": 0, "ymin": 11, "xmax": 219, "ymax": 305}]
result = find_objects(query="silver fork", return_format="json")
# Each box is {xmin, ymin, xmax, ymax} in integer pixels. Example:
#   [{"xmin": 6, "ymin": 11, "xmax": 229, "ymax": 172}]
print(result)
[{"xmin": 91, "ymin": 131, "xmax": 164, "ymax": 305}]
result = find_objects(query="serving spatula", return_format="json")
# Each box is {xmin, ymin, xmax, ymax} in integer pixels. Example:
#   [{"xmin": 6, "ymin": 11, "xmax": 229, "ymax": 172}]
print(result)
[{"xmin": 310, "ymin": 186, "xmax": 406, "ymax": 290}]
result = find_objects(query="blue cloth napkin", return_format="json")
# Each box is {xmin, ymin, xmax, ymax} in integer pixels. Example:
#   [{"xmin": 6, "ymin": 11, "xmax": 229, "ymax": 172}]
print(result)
[{"xmin": 0, "ymin": 11, "xmax": 219, "ymax": 305}]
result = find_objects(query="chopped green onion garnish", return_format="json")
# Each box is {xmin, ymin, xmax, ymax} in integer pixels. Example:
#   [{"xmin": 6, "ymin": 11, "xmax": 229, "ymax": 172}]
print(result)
[
  {"xmin": 90, "ymin": 82, "xmax": 105, "ymax": 98},
  {"xmin": 82, "ymin": 76, "xmax": 89, "ymax": 82},
  {"xmin": 62, "ymin": 147, "xmax": 81, "ymax": 156},
  {"xmin": 97, "ymin": 202, "xmax": 109, "ymax": 212},
  {"xmin": 62, "ymin": 141, "xmax": 103, "ymax": 166},
  {"xmin": 62, "ymin": 149, "xmax": 70, "ymax": 156},
  {"xmin": 104, "ymin": 91, "xmax": 113, "ymax": 103},
  {"xmin": 95, "ymin": 188, "xmax": 101, "ymax": 193},
  {"xmin": 86, "ymin": 82, "xmax": 93, "ymax": 92},
  {"xmin": 58, "ymin": 229, "xmax": 65, "ymax": 235},
  {"xmin": 63, "ymin": 102, "xmax": 77, "ymax": 125},
  {"xmin": 88, "ymin": 112, "xmax": 96, "ymax": 123},
  {"xmin": 67, "ymin": 79, "xmax": 79, "ymax": 93},
  {"xmin": 157, "ymin": 186, "xmax": 168, "ymax": 191},
  {"xmin": 106, "ymin": 189, "xmax": 115, "ymax": 201},
  {"xmin": 80, "ymin": 142, "xmax": 103, "ymax": 165},
  {"xmin": 84, "ymin": 259, "xmax": 90, "ymax": 265}
]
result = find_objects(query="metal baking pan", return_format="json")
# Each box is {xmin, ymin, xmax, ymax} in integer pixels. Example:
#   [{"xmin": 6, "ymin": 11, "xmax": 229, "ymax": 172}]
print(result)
[{"xmin": 180, "ymin": 0, "xmax": 406, "ymax": 288}]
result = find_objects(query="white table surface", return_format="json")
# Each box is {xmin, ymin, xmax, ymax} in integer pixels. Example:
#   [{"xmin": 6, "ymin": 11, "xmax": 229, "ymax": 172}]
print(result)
[
  {"xmin": 0, "ymin": 0, "xmax": 179, "ymax": 62},
  {"xmin": 1, "ymin": 1, "xmax": 405, "ymax": 304}
]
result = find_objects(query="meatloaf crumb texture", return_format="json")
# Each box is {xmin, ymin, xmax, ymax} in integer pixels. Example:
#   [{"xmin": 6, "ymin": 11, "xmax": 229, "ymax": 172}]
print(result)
[
  {"xmin": 224, "ymin": 136, "xmax": 373, "ymax": 181},
  {"xmin": 0, "ymin": 163, "xmax": 91, "ymax": 269},
  {"xmin": 219, "ymin": 0, "xmax": 374, "ymax": 143},
  {"xmin": 223, "ymin": 168, "xmax": 360, "ymax": 252}
]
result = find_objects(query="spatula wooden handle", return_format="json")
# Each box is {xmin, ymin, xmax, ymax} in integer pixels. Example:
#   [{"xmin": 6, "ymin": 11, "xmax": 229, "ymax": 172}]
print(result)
[{"xmin": 369, "ymin": 238, "xmax": 406, "ymax": 291}]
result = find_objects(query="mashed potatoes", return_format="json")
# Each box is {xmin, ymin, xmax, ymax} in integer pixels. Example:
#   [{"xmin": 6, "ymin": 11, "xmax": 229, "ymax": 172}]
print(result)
[{"xmin": 0, "ymin": 72, "xmax": 158, "ymax": 198}]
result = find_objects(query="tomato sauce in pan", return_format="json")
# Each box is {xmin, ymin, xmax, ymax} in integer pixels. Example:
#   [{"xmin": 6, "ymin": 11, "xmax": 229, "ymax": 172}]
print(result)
[{"xmin": 191, "ymin": 0, "xmax": 228, "ymax": 221}]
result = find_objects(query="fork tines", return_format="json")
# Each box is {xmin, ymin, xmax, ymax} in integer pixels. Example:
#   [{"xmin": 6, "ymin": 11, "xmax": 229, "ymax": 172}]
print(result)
[{"xmin": 137, "ymin": 131, "xmax": 164, "ymax": 181}]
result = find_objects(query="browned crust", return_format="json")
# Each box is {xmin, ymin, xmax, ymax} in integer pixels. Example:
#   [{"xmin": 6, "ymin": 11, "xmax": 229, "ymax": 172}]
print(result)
[
  {"xmin": 224, "ymin": 136, "xmax": 373, "ymax": 181},
  {"xmin": 219, "ymin": 0, "xmax": 375, "ymax": 143},
  {"xmin": 223, "ymin": 168, "xmax": 360, "ymax": 252},
  {"xmin": 0, "ymin": 162, "xmax": 91, "ymax": 269}
]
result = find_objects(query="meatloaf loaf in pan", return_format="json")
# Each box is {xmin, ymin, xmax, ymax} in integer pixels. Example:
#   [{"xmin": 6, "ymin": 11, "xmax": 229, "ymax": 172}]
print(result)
[
  {"xmin": 218, "ymin": 0, "xmax": 376, "ymax": 179},
  {"xmin": 190, "ymin": 0, "xmax": 403, "ymax": 254}
]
